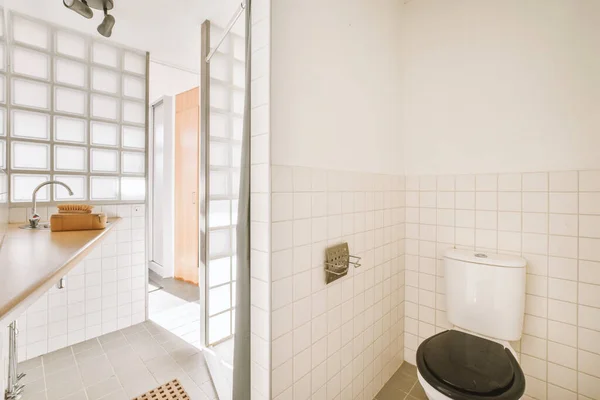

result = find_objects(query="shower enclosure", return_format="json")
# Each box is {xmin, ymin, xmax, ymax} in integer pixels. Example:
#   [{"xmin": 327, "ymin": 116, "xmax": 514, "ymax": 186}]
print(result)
[{"xmin": 199, "ymin": 3, "xmax": 250, "ymax": 399}]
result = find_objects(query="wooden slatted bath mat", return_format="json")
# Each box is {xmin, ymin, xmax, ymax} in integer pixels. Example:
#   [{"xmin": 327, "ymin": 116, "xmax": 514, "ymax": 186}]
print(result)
[{"xmin": 132, "ymin": 379, "xmax": 190, "ymax": 400}]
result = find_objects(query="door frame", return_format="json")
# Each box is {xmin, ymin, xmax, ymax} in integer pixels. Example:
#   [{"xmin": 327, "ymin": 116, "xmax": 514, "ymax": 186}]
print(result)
[{"xmin": 147, "ymin": 96, "xmax": 176, "ymax": 279}]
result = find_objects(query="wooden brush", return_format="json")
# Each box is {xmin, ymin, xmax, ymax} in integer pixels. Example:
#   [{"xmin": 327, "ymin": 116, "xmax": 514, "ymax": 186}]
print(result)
[{"xmin": 57, "ymin": 204, "xmax": 94, "ymax": 214}]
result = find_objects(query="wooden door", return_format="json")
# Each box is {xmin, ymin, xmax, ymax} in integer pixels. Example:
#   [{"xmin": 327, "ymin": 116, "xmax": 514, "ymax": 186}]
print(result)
[{"xmin": 174, "ymin": 87, "xmax": 200, "ymax": 284}]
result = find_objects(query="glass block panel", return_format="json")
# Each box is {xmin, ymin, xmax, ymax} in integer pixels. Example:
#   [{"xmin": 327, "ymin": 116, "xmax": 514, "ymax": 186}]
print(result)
[
  {"xmin": 232, "ymin": 199, "xmax": 239, "ymax": 225},
  {"xmin": 55, "ymin": 117, "xmax": 86, "ymax": 143},
  {"xmin": 56, "ymin": 31, "xmax": 86, "ymax": 60},
  {"xmin": 233, "ymin": 91, "xmax": 244, "ymax": 114},
  {"xmin": 210, "ymin": 54, "xmax": 230, "ymax": 81},
  {"xmin": 233, "ymin": 62, "xmax": 245, "ymax": 88},
  {"xmin": 0, "ymin": 108, "xmax": 5, "ymax": 136},
  {"xmin": 232, "ymin": 117, "xmax": 243, "ymax": 140},
  {"xmin": 91, "ymin": 94, "xmax": 119, "ymax": 121},
  {"xmin": 54, "ymin": 145, "xmax": 86, "ymax": 172},
  {"xmin": 121, "ymin": 177, "xmax": 145, "ymax": 200},
  {"xmin": 11, "ymin": 141, "xmax": 49, "ymax": 170},
  {"xmin": 210, "ymin": 142, "xmax": 230, "ymax": 167},
  {"xmin": 55, "ymin": 87, "xmax": 86, "ymax": 116},
  {"xmin": 11, "ymin": 110, "xmax": 49, "ymax": 140},
  {"xmin": 92, "ymin": 68, "xmax": 119, "ymax": 94},
  {"xmin": 209, "ymin": 200, "xmax": 231, "ymax": 228},
  {"xmin": 231, "ymin": 170, "xmax": 240, "ymax": 196},
  {"xmin": 232, "ymin": 144, "xmax": 242, "ymax": 168},
  {"xmin": 0, "ymin": 75, "xmax": 4, "ymax": 103},
  {"xmin": 210, "ymin": 84, "xmax": 229, "ymax": 110},
  {"xmin": 122, "ymin": 126, "xmax": 145, "ymax": 149},
  {"xmin": 210, "ymin": 228, "xmax": 231, "ymax": 257},
  {"xmin": 122, "ymin": 152, "xmax": 145, "ymax": 174},
  {"xmin": 90, "ymin": 121, "xmax": 118, "ymax": 147},
  {"xmin": 12, "ymin": 16, "xmax": 48, "ymax": 50},
  {"xmin": 209, "ymin": 257, "xmax": 231, "ymax": 288},
  {"xmin": 12, "ymin": 79, "xmax": 49, "ymax": 110},
  {"xmin": 90, "ymin": 148, "xmax": 118, "ymax": 173},
  {"xmin": 209, "ymin": 284, "xmax": 231, "ymax": 316},
  {"xmin": 12, "ymin": 47, "xmax": 49, "ymax": 80},
  {"xmin": 209, "ymin": 312, "xmax": 230, "ymax": 344},
  {"xmin": 0, "ymin": 140, "xmax": 5, "ymax": 169},
  {"xmin": 123, "ymin": 52, "xmax": 146, "ymax": 75},
  {"xmin": 123, "ymin": 101, "xmax": 145, "ymax": 124},
  {"xmin": 210, "ymin": 170, "xmax": 229, "ymax": 197},
  {"xmin": 12, "ymin": 174, "xmax": 50, "ymax": 202},
  {"xmin": 55, "ymin": 58, "xmax": 86, "ymax": 88},
  {"xmin": 92, "ymin": 42, "xmax": 119, "ymax": 68},
  {"xmin": 0, "ymin": 43, "xmax": 6, "ymax": 71},
  {"xmin": 233, "ymin": 36, "xmax": 245, "ymax": 61},
  {"xmin": 122, "ymin": 75, "xmax": 145, "ymax": 99},
  {"xmin": 90, "ymin": 176, "xmax": 119, "ymax": 200},
  {"xmin": 210, "ymin": 113, "xmax": 228, "ymax": 138},
  {"xmin": 53, "ymin": 175, "xmax": 86, "ymax": 200}
]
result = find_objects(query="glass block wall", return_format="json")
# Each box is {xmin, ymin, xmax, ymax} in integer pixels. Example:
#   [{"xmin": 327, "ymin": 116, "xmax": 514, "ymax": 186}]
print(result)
[
  {"xmin": 206, "ymin": 24, "xmax": 245, "ymax": 345},
  {"xmin": 1, "ymin": 11, "xmax": 147, "ymax": 205}
]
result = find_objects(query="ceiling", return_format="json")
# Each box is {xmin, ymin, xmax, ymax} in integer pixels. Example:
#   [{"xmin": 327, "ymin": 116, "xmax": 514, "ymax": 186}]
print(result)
[{"xmin": 4, "ymin": 0, "xmax": 244, "ymax": 73}]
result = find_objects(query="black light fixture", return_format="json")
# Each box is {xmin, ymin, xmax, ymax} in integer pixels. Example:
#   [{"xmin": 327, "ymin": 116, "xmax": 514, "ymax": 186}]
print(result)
[
  {"xmin": 97, "ymin": 7, "xmax": 115, "ymax": 37},
  {"xmin": 63, "ymin": 0, "xmax": 93, "ymax": 19},
  {"xmin": 63, "ymin": 0, "xmax": 115, "ymax": 37}
]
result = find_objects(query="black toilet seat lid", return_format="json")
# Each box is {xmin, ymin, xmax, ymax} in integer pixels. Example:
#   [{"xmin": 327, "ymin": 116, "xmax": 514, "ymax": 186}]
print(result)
[{"xmin": 417, "ymin": 330, "xmax": 526, "ymax": 399}]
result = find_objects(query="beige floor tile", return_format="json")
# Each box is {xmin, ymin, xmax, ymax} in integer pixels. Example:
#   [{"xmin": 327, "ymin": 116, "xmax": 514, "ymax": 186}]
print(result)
[
  {"xmin": 20, "ymin": 365, "xmax": 44, "ymax": 384},
  {"xmin": 42, "ymin": 347, "xmax": 73, "ymax": 363},
  {"xmin": 74, "ymin": 344, "xmax": 104, "ymax": 364},
  {"xmin": 72, "ymin": 339, "xmax": 102, "ymax": 354},
  {"xmin": 18, "ymin": 377, "xmax": 46, "ymax": 399},
  {"xmin": 86, "ymin": 376, "xmax": 122, "ymax": 400},
  {"xmin": 79, "ymin": 354, "xmax": 116, "ymax": 387},
  {"xmin": 96, "ymin": 388, "xmax": 129, "ymax": 400},
  {"xmin": 99, "ymin": 335, "xmax": 129, "ymax": 352},
  {"xmin": 60, "ymin": 389, "xmax": 88, "ymax": 400},
  {"xmin": 18, "ymin": 356, "xmax": 42, "ymax": 373},
  {"xmin": 98, "ymin": 330, "xmax": 124, "ymax": 344},
  {"xmin": 44, "ymin": 353, "xmax": 77, "ymax": 376},
  {"xmin": 119, "ymin": 369, "xmax": 158, "ymax": 398}
]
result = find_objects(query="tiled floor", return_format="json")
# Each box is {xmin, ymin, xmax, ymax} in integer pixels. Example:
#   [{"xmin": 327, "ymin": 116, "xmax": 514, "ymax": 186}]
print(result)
[
  {"xmin": 17, "ymin": 321, "xmax": 217, "ymax": 400},
  {"xmin": 148, "ymin": 272, "xmax": 202, "ymax": 349},
  {"xmin": 375, "ymin": 362, "xmax": 428, "ymax": 400}
]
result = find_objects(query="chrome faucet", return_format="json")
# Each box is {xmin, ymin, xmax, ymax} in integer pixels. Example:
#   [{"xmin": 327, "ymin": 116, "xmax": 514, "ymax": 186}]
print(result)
[{"xmin": 29, "ymin": 180, "xmax": 74, "ymax": 228}]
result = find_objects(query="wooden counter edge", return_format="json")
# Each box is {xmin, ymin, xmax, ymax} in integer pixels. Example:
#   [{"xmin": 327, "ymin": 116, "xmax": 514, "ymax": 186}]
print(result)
[{"xmin": 0, "ymin": 218, "xmax": 122, "ymax": 327}]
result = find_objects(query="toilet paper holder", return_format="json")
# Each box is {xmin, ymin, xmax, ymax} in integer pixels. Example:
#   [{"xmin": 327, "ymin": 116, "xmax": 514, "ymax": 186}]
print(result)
[{"xmin": 324, "ymin": 242, "xmax": 361, "ymax": 284}]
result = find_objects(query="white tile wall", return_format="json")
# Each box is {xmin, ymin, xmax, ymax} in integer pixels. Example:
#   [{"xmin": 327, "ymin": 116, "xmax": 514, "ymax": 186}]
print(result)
[
  {"xmin": 404, "ymin": 170, "xmax": 600, "ymax": 400},
  {"xmin": 270, "ymin": 166, "xmax": 405, "ymax": 400},
  {"xmin": 8, "ymin": 204, "xmax": 146, "ymax": 362},
  {"xmin": 249, "ymin": 0, "xmax": 272, "ymax": 399}
]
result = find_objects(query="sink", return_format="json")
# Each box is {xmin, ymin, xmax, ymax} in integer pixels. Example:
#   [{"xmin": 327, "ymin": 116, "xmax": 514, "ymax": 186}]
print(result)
[{"xmin": 19, "ymin": 223, "xmax": 51, "ymax": 230}]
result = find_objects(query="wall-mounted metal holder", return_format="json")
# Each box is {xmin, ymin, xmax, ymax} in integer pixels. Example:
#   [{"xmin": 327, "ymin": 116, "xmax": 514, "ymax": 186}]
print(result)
[{"xmin": 325, "ymin": 243, "xmax": 362, "ymax": 284}]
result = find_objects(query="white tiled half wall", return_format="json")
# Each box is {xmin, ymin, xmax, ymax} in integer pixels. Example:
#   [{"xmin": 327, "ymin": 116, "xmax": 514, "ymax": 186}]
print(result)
[
  {"xmin": 268, "ymin": 166, "xmax": 405, "ymax": 400},
  {"xmin": 403, "ymin": 170, "xmax": 600, "ymax": 400},
  {"xmin": 8, "ymin": 204, "xmax": 146, "ymax": 362}
]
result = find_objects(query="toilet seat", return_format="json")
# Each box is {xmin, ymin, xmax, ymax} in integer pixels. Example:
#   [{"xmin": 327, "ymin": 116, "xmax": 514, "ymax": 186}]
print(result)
[{"xmin": 416, "ymin": 330, "xmax": 525, "ymax": 400}]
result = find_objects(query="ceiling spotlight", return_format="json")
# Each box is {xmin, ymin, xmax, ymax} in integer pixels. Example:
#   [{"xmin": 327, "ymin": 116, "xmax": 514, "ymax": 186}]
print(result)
[
  {"xmin": 97, "ymin": 7, "xmax": 115, "ymax": 37},
  {"xmin": 63, "ymin": 0, "xmax": 93, "ymax": 19}
]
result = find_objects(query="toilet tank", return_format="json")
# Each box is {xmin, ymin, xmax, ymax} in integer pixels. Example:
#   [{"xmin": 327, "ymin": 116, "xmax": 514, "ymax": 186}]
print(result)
[{"xmin": 444, "ymin": 249, "xmax": 527, "ymax": 341}]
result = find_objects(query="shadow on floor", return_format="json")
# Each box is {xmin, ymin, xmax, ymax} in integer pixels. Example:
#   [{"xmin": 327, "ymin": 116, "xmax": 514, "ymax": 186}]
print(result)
[
  {"xmin": 149, "ymin": 270, "xmax": 200, "ymax": 303},
  {"xmin": 376, "ymin": 362, "xmax": 428, "ymax": 400}
]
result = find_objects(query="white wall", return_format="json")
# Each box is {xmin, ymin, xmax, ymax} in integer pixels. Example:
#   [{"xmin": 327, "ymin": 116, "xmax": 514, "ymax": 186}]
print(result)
[
  {"xmin": 149, "ymin": 62, "xmax": 198, "ymax": 104},
  {"xmin": 270, "ymin": 0, "xmax": 404, "ymax": 175},
  {"xmin": 401, "ymin": 0, "xmax": 600, "ymax": 176}
]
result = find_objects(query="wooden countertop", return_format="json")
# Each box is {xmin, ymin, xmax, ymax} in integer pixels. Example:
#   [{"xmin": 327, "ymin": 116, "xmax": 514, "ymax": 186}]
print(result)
[{"xmin": 0, "ymin": 219, "xmax": 120, "ymax": 326}]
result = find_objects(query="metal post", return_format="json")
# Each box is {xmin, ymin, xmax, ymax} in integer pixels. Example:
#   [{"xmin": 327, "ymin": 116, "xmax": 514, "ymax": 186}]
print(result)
[{"xmin": 5, "ymin": 321, "xmax": 25, "ymax": 400}]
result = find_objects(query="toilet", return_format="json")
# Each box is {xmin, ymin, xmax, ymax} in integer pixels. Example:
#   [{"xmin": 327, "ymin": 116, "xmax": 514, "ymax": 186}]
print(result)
[{"xmin": 416, "ymin": 249, "xmax": 527, "ymax": 400}]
